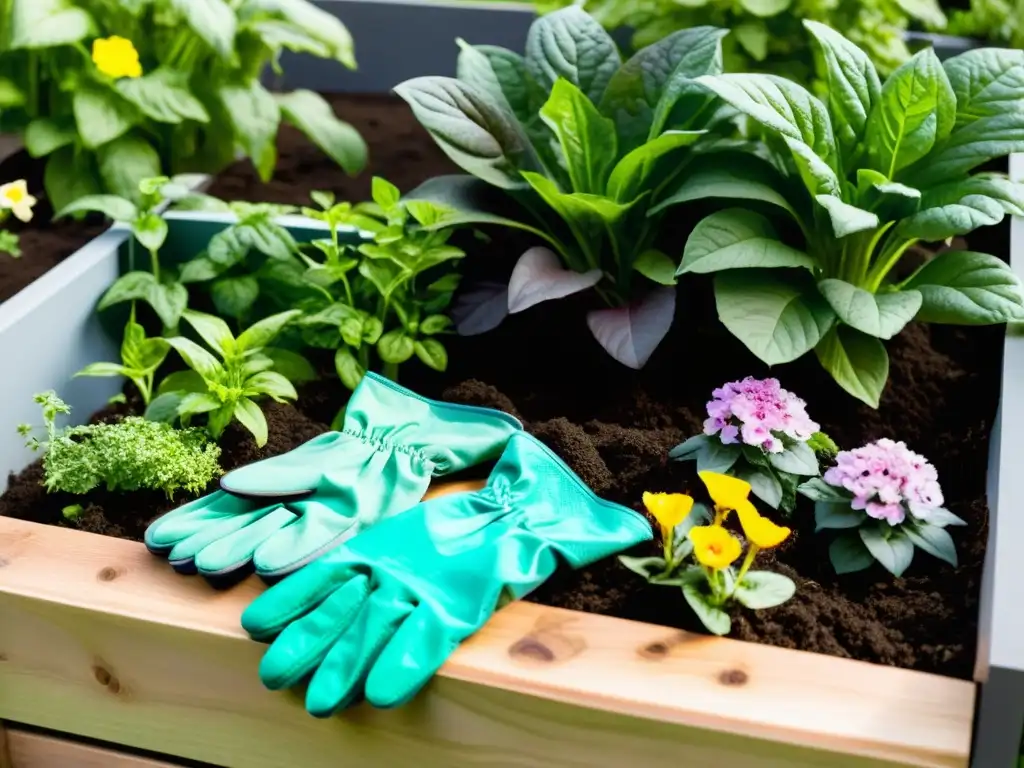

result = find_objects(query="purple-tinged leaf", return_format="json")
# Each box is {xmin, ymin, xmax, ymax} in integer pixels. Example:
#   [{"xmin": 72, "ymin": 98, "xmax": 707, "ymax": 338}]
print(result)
[
  {"xmin": 507, "ymin": 246, "xmax": 602, "ymax": 313},
  {"xmin": 451, "ymin": 280, "xmax": 509, "ymax": 336},
  {"xmin": 586, "ymin": 285, "xmax": 676, "ymax": 369}
]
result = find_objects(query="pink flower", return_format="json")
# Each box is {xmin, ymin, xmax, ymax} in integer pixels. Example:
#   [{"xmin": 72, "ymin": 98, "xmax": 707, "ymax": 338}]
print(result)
[
  {"xmin": 702, "ymin": 376, "xmax": 819, "ymax": 456},
  {"xmin": 822, "ymin": 438, "xmax": 944, "ymax": 527}
]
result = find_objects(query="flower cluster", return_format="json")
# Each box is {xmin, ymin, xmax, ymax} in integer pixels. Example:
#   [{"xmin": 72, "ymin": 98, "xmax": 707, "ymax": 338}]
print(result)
[
  {"xmin": 92, "ymin": 36, "xmax": 143, "ymax": 80},
  {"xmin": 703, "ymin": 376, "xmax": 819, "ymax": 454},
  {"xmin": 822, "ymin": 438, "xmax": 943, "ymax": 525}
]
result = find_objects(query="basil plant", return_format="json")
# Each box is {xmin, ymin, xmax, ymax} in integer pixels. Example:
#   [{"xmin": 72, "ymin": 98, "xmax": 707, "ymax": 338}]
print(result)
[
  {"xmin": 395, "ymin": 7, "xmax": 732, "ymax": 369},
  {"xmin": 0, "ymin": 0, "xmax": 367, "ymax": 211},
  {"xmin": 671, "ymin": 22, "xmax": 1024, "ymax": 406}
]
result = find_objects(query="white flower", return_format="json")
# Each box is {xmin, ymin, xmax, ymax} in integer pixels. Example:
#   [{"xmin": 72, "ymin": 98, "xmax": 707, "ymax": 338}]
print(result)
[{"xmin": 0, "ymin": 180, "xmax": 37, "ymax": 223}]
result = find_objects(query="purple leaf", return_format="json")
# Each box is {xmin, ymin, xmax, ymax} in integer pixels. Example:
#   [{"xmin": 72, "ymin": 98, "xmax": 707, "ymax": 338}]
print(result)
[
  {"xmin": 450, "ymin": 280, "xmax": 510, "ymax": 336},
  {"xmin": 507, "ymin": 247, "xmax": 603, "ymax": 313},
  {"xmin": 586, "ymin": 285, "xmax": 677, "ymax": 369}
]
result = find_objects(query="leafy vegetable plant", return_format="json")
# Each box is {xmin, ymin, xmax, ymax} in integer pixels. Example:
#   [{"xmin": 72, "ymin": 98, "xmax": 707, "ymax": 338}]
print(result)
[
  {"xmin": 673, "ymin": 23, "xmax": 1024, "ymax": 406},
  {"xmin": 19, "ymin": 390, "xmax": 221, "ymax": 498},
  {"xmin": 0, "ymin": 179, "xmax": 38, "ymax": 257},
  {"xmin": 798, "ymin": 438, "xmax": 965, "ymax": 576},
  {"xmin": 395, "ymin": 8, "xmax": 732, "ymax": 368},
  {"xmin": 56, "ymin": 175, "xmax": 199, "ymax": 332},
  {"xmin": 147, "ymin": 309, "xmax": 308, "ymax": 446},
  {"xmin": 74, "ymin": 307, "xmax": 170, "ymax": 405},
  {"xmin": 0, "ymin": 0, "xmax": 367, "ymax": 211},
  {"xmin": 621, "ymin": 472, "xmax": 796, "ymax": 635},
  {"xmin": 936, "ymin": 0, "xmax": 1024, "ymax": 50},
  {"xmin": 296, "ymin": 178, "xmax": 462, "ymax": 394},
  {"xmin": 669, "ymin": 377, "xmax": 835, "ymax": 512}
]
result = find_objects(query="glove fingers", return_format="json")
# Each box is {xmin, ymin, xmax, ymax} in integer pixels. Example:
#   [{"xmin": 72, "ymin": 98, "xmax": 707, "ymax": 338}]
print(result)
[
  {"xmin": 164, "ymin": 505, "xmax": 280, "ymax": 569},
  {"xmin": 252, "ymin": 502, "xmax": 359, "ymax": 580},
  {"xmin": 365, "ymin": 605, "xmax": 461, "ymax": 708},
  {"xmin": 305, "ymin": 583, "xmax": 415, "ymax": 718},
  {"xmin": 144, "ymin": 491, "xmax": 259, "ymax": 553},
  {"xmin": 194, "ymin": 507, "xmax": 299, "ymax": 578},
  {"xmin": 257, "ymin": 573, "xmax": 371, "ymax": 691}
]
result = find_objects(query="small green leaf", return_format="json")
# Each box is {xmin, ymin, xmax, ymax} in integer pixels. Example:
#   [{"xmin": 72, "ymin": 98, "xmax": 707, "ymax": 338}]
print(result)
[
  {"xmin": 859, "ymin": 525, "xmax": 915, "ymax": 577},
  {"xmin": 539, "ymin": 78, "xmax": 617, "ymax": 195},
  {"xmin": 813, "ymin": 195, "xmax": 879, "ymax": 238},
  {"xmin": 634, "ymin": 250, "xmax": 677, "ymax": 286},
  {"xmin": 817, "ymin": 280, "xmax": 922, "ymax": 340},
  {"xmin": 243, "ymin": 371, "xmax": 297, "ymax": 403},
  {"xmin": 682, "ymin": 582, "xmax": 731, "ymax": 635},
  {"xmin": 768, "ymin": 441, "xmax": 818, "ymax": 476},
  {"xmin": 156, "ymin": 370, "xmax": 208, "ymax": 396},
  {"xmin": 44, "ymin": 147, "xmax": 102, "ymax": 215},
  {"xmin": 98, "ymin": 271, "xmax": 157, "ymax": 311},
  {"xmin": 75, "ymin": 361, "xmax": 127, "ymax": 378},
  {"xmin": 414, "ymin": 339, "xmax": 448, "ymax": 371},
  {"xmin": 132, "ymin": 212, "xmax": 169, "ymax": 253},
  {"xmin": 334, "ymin": 347, "xmax": 365, "ymax": 390},
  {"xmin": 145, "ymin": 392, "xmax": 185, "ymax": 423},
  {"xmin": 904, "ymin": 523, "xmax": 959, "ymax": 567},
  {"xmin": 798, "ymin": 476, "xmax": 847, "ymax": 502},
  {"xmin": 24, "ymin": 118, "xmax": 77, "ymax": 158},
  {"xmin": 211, "ymin": 276, "xmax": 259, "ymax": 320},
  {"xmin": 814, "ymin": 324, "xmax": 889, "ymax": 407},
  {"xmin": 733, "ymin": 571, "xmax": 796, "ymax": 609},
  {"xmin": 170, "ymin": 0, "xmax": 236, "ymax": 59},
  {"xmin": 903, "ymin": 250, "xmax": 1024, "ymax": 325},
  {"xmin": 695, "ymin": 441, "xmax": 741, "ymax": 473},
  {"xmin": 378, "ymin": 330, "xmax": 415, "ymax": 364},
  {"xmin": 737, "ymin": 465, "xmax": 783, "ymax": 509},
  {"xmin": 606, "ymin": 130, "xmax": 704, "ymax": 202},
  {"xmin": 618, "ymin": 555, "xmax": 668, "ymax": 580},
  {"xmin": 117, "ymin": 68, "xmax": 210, "ymax": 123},
  {"xmin": 829, "ymin": 531, "xmax": 875, "ymax": 574},
  {"xmin": 669, "ymin": 434, "xmax": 709, "ymax": 461},
  {"xmin": 419, "ymin": 315, "xmax": 452, "ymax": 335},
  {"xmin": 56, "ymin": 194, "xmax": 137, "ymax": 222},
  {"xmin": 148, "ymin": 282, "xmax": 189, "ymax": 330},
  {"xmin": 455, "ymin": 40, "xmax": 532, "ymax": 124},
  {"xmin": 923, "ymin": 507, "xmax": 968, "ymax": 528},
  {"xmin": 739, "ymin": 0, "xmax": 791, "ymax": 16},
  {"xmin": 181, "ymin": 310, "xmax": 234, "ymax": 356},
  {"xmin": 236, "ymin": 310, "xmax": 301, "ymax": 352},
  {"xmin": 10, "ymin": 0, "xmax": 94, "ymax": 49},
  {"xmin": 264, "ymin": 348, "xmax": 317, "ymax": 383},
  {"xmin": 99, "ymin": 134, "xmax": 163, "ymax": 206},
  {"xmin": 679, "ymin": 209, "xmax": 815, "ymax": 275},
  {"xmin": 179, "ymin": 392, "xmax": 223, "ymax": 417},
  {"xmin": 233, "ymin": 398, "xmax": 269, "ymax": 447},
  {"xmin": 166, "ymin": 337, "xmax": 222, "ymax": 380},
  {"xmin": 814, "ymin": 501, "xmax": 864, "ymax": 530},
  {"xmin": 73, "ymin": 82, "xmax": 138, "ymax": 149}
]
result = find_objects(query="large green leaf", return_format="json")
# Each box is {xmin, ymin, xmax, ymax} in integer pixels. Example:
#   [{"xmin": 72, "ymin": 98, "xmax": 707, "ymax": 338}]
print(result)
[
  {"xmin": 24, "ymin": 119, "xmax": 77, "ymax": 158},
  {"xmin": 803, "ymin": 20, "xmax": 880, "ymax": 162},
  {"xmin": 815, "ymin": 324, "xmax": 890, "ymax": 407},
  {"xmin": 714, "ymin": 269, "xmax": 836, "ymax": 365},
  {"xmin": 44, "ymin": 147, "xmax": 102, "ymax": 214},
  {"xmin": 539, "ymin": 78, "xmax": 617, "ymax": 195},
  {"xmin": 865, "ymin": 49, "xmax": 956, "ymax": 178},
  {"xmin": 599, "ymin": 26, "xmax": 726, "ymax": 149},
  {"xmin": 679, "ymin": 209, "xmax": 815, "ymax": 275},
  {"xmin": 97, "ymin": 133, "xmax": 163, "ymax": 204},
  {"xmin": 117, "ymin": 68, "xmax": 210, "ymax": 124},
  {"xmin": 275, "ymin": 89, "xmax": 367, "ymax": 175},
  {"xmin": 394, "ymin": 77, "xmax": 537, "ymax": 190},
  {"xmin": 901, "ymin": 174, "xmax": 1024, "ymax": 241},
  {"xmin": 524, "ymin": 6, "xmax": 621, "ymax": 104},
  {"xmin": 817, "ymin": 279, "xmax": 922, "ymax": 339},
  {"xmin": 245, "ymin": 0, "xmax": 355, "ymax": 68},
  {"xmin": 944, "ymin": 47, "xmax": 1024, "ymax": 131},
  {"xmin": 456, "ymin": 41, "xmax": 534, "ymax": 125},
  {"xmin": 219, "ymin": 81, "xmax": 280, "ymax": 181},
  {"xmin": 694, "ymin": 73, "xmax": 840, "ymax": 195},
  {"xmin": 55, "ymin": 194, "xmax": 137, "ymax": 222},
  {"xmin": 73, "ymin": 82, "xmax": 138, "ymax": 149},
  {"xmin": 607, "ymin": 130, "xmax": 703, "ymax": 203},
  {"xmin": 9, "ymin": 0, "xmax": 94, "ymax": 48},
  {"xmin": 170, "ymin": 0, "xmax": 236, "ymax": 59},
  {"xmin": 903, "ymin": 250, "xmax": 1024, "ymax": 324}
]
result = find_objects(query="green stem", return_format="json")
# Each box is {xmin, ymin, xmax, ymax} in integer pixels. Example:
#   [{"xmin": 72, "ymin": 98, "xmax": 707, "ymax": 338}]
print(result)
[
  {"xmin": 382, "ymin": 362, "xmax": 399, "ymax": 381},
  {"xmin": 729, "ymin": 546, "xmax": 759, "ymax": 599},
  {"xmin": 148, "ymin": 248, "xmax": 161, "ymax": 283},
  {"xmin": 865, "ymin": 237, "xmax": 917, "ymax": 292},
  {"xmin": 26, "ymin": 52, "xmax": 38, "ymax": 118}
]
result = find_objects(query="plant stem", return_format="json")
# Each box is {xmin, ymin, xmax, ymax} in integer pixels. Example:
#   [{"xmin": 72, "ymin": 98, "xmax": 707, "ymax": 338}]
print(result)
[
  {"xmin": 865, "ymin": 237, "xmax": 917, "ymax": 292},
  {"xmin": 729, "ymin": 546, "xmax": 759, "ymax": 598},
  {"xmin": 148, "ymin": 248, "xmax": 161, "ymax": 282},
  {"xmin": 382, "ymin": 362, "xmax": 399, "ymax": 381}
]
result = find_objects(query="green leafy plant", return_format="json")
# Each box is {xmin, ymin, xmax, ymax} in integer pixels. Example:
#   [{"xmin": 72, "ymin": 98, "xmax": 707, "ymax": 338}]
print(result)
[
  {"xmin": 394, "ymin": 8, "xmax": 733, "ymax": 369},
  {"xmin": 534, "ymin": 0, "xmax": 945, "ymax": 83},
  {"xmin": 621, "ymin": 474, "xmax": 796, "ymax": 636},
  {"xmin": 934, "ymin": 0, "xmax": 1024, "ymax": 49},
  {"xmin": 56, "ymin": 175, "xmax": 197, "ymax": 332},
  {"xmin": 296, "ymin": 178, "xmax": 462, "ymax": 395},
  {"xmin": 74, "ymin": 307, "xmax": 170, "ymax": 405},
  {"xmin": 19, "ymin": 390, "xmax": 221, "ymax": 498},
  {"xmin": 673, "ymin": 24, "xmax": 1024, "ymax": 406},
  {"xmin": 0, "ymin": 0, "xmax": 367, "ymax": 211},
  {"xmin": 147, "ymin": 308, "xmax": 308, "ymax": 446}
]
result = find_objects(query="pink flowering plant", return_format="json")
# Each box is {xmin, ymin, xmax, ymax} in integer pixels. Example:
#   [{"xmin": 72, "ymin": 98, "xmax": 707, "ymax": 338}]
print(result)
[
  {"xmin": 670, "ymin": 377, "xmax": 836, "ymax": 513},
  {"xmin": 798, "ymin": 438, "xmax": 966, "ymax": 577}
]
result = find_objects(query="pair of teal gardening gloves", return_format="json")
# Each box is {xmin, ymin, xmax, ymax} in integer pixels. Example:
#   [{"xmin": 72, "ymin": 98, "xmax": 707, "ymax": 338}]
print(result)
[{"xmin": 145, "ymin": 372, "xmax": 652, "ymax": 715}]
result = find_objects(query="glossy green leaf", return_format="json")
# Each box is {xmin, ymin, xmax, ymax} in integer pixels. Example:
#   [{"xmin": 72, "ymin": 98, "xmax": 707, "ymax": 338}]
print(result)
[
  {"xmin": 264, "ymin": 348, "xmax": 317, "ymax": 383},
  {"xmin": 904, "ymin": 523, "xmax": 958, "ymax": 567},
  {"xmin": 234, "ymin": 398, "xmax": 269, "ymax": 447},
  {"xmin": 768, "ymin": 440, "xmax": 819, "ymax": 476},
  {"xmin": 733, "ymin": 571, "xmax": 796, "ymax": 609},
  {"xmin": 55, "ymin": 194, "xmax": 137, "ymax": 223},
  {"xmin": 737, "ymin": 464, "xmax": 783, "ymax": 508},
  {"xmin": 606, "ymin": 130, "xmax": 703, "ymax": 202},
  {"xmin": 131, "ymin": 212, "xmax": 169, "ymax": 253},
  {"xmin": 243, "ymin": 371, "xmax": 298, "ymax": 402},
  {"xmin": 540, "ymin": 78, "xmax": 618, "ymax": 195},
  {"xmin": 117, "ymin": 68, "xmax": 210, "ymax": 124},
  {"xmin": 211, "ymin": 275, "xmax": 259, "ymax": 320},
  {"xmin": 166, "ymin": 337, "xmax": 222, "ymax": 380},
  {"xmin": 860, "ymin": 525, "xmax": 915, "ymax": 577},
  {"xmin": 695, "ymin": 441, "xmax": 742, "ymax": 473},
  {"xmin": 236, "ymin": 310, "xmax": 302, "ymax": 351},
  {"xmin": 9, "ymin": 0, "xmax": 94, "ymax": 48},
  {"xmin": 682, "ymin": 583, "xmax": 731, "ymax": 635},
  {"xmin": 181, "ymin": 310, "xmax": 234, "ymax": 357},
  {"xmin": 24, "ymin": 119, "xmax": 77, "ymax": 158},
  {"xmin": 73, "ymin": 82, "xmax": 138, "ymax": 149},
  {"xmin": 903, "ymin": 250, "xmax": 1024, "ymax": 324},
  {"xmin": 814, "ymin": 501, "xmax": 864, "ymax": 530},
  {"xmin": 334, "ymin": 348, "xmax": 365, "ymax": 390},
  {"xmin": 679, "ymin": 209, "xmax": 816, "ymax": 275},
  {"xmin": 633, "ymin": 250, "xmax": 677, "ymax": 286},
  {"xmin": 829, "ymin": 531, "xmax": 875, "ymax": 574},
  {"xmin": 814, "ymin": 195, "xmax": 879, "ymax": 238},
  {"xmin": 456, "ymin": 41, "xmax": 533, "ymax": 124},
  {"xmin": 414, "ymin": 339, "xmax": 448, "ymax": 371},
  {"xmin": 524, "ymin": 6, "xmax": 621, "ymax": 104},
  {"xmin": 798, "ymin": 476, "xmax": 848, "ymax": 502},
  {"xmin": 817, "ymin": 280, "xmax": 922, "ymax": 339},
  {"xmin": 98, "ymin": 134, "xmax": 163, "ymax": 205},
  {"xmin": 814, "ymin": 324, "xmax": 890, "ymax": 407},
  {"xmin": 170, "ymin": 0, "xmax": 236, "ymax": 58},
  {"xmin": 44, "ymin": 147, "xmax": 102, "ymax": 215},
  {"xmin": 276, "ymin": 90, "xmax": 367, "ymax": 175},
  {"xmin": 245, "ymin": 0, "xmax": 355, "ymax": 67},
  {"xmin": 219, "ymin": 81, "xmax": 280, "ymax": 182}
]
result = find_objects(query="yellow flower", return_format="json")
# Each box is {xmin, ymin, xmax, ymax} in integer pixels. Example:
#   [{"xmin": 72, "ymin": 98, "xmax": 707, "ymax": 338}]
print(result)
[
  {"xmin": 698, "ymin": 471, "xmax": 752, "ymax": 513},
  {"xmin": 735, "ymin": 502, "xmax": 791, "ymax": 549},
  {"xmin": 0, "ymin": 180, "xmax": 37, "ymax": 223},
  {"xmin": 642, "ymin": 491, "xmax": 693, "ymax": 531},
  {"xmin": 92, "ymin": 36, "xmax": 142, "ymax": 79},
  {"xmin": 688, "ymin": 525, "xmax": 742, "ymax": 570}
]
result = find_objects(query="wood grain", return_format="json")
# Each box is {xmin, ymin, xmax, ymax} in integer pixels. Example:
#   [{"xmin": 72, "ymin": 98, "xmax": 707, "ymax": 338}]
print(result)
[
  {"xmin": 0, "ymin": 722, "xmax": 12, "ymax": 768},
  {"xmin": 0, "ymin": 480, "xmax": 975, "ymax": 768},
  {"xmin": 5, "ymin": 728, "xmax": 185, "ymax": 768}
]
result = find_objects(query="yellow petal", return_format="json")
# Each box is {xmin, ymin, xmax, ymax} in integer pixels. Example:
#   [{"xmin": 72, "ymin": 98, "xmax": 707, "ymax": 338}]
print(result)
[
  {"xmin": 688, "ymin": 525, "xmax": 742, "ymax": 570},
  {"xmin": 698, "ymin": 471, "xmax": 751, "ymax": 512},
  {"xmin": 642, "ymin": 491, "xmax": 694, "ymax": 530},
  {"xmin": 736, "ymin": 501, "xmax": 791, "ymax": 549}
]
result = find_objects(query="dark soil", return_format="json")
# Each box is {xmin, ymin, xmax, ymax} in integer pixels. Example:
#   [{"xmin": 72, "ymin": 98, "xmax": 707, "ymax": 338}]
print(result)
[
  {"xmin": 1, "ymin": 93, "xmax": 1008, "ymax": 680},
  {"xmin": 0, "ymin": 149, "xmax": 111, "ymax": 303}
]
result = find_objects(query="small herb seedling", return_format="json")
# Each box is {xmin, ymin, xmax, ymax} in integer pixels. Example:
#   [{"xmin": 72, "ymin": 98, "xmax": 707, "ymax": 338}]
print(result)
[
  {"xmin": 74, "ymin": 306, "xmax": 170, "ymax": 405},
  {"xmin": 147, "ymin": 309, "xmax": 309, "ymax": 447}
]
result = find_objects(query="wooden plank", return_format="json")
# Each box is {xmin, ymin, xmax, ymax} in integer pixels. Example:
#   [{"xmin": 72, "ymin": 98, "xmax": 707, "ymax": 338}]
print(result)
[
  {"xmin": 0, "ymin": 722, "xmax": 12, "ymax": 768},
  {"xmin": 5, "ymin": 728, "xmax": 184, "ymax": 768},
  {"xmin": 0, "ymin": 481, "xmax": 975, "ymax": 768}
]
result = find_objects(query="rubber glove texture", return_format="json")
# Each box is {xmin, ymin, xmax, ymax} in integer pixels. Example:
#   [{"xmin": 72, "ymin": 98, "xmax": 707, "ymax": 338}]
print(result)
[
  {"xmin": 144, "ymin": 372, "xmax": 522, "ymax": 580},
  {"xmin": 240, "ymin": 431, "xmax": 652, "ymax": 716}
]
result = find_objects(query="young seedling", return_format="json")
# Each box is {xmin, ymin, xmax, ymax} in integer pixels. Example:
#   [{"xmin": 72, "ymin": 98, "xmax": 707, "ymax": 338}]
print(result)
[
  {"xmin": 73, "ymin": 306, "xmax": 170, "ymax": 405},
  {"xmin": 147, "ymin": 309, "xmax": 309, "ymax": 447}
]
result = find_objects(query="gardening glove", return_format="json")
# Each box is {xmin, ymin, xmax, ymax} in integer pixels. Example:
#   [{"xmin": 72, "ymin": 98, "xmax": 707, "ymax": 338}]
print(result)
[
  {"xmin": 144, "ymin": 371, "xmax": 523, "ymax": 580},
  {"xmin": 240, "ymin": 431, "xmax": 653, "ymax": 716}
]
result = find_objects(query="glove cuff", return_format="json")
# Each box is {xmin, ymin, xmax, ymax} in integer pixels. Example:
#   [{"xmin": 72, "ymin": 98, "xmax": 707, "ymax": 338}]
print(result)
[{"xmin": 345, "ymin": 372, "xmax": 523, "ymax": 476}]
